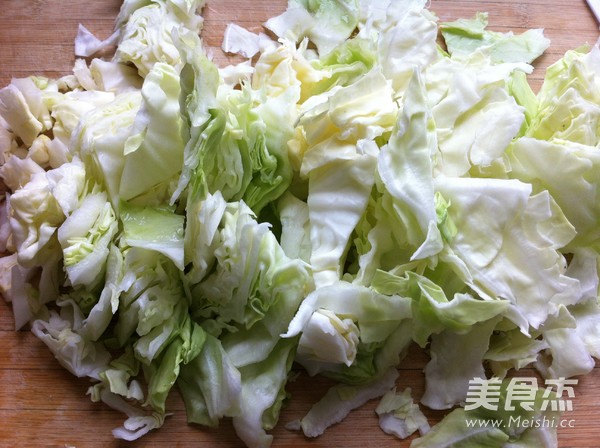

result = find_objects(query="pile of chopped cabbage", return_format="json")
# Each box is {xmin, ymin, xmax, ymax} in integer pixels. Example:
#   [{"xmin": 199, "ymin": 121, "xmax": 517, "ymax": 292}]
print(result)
[{"xmin": 1, "ymin": 0, "xmax": 599, "ymax": 446}]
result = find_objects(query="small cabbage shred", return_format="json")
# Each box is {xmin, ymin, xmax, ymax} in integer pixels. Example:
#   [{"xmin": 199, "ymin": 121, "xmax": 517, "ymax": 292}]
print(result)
[{"xmin": 1, "ymin": 0, "xmax": 600, "ymax": 447}]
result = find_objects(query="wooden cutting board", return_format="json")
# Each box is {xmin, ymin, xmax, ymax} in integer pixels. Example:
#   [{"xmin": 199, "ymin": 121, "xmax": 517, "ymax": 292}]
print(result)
[{"xmin": 1, "ymin": 1, "xmax": 600, "ymax": 447}]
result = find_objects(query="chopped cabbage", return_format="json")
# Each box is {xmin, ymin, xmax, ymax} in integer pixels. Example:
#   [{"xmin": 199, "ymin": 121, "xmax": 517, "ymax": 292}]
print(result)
[{"xmin": 1, "ymin": 1, "xmax": 599, "ymax": 448}]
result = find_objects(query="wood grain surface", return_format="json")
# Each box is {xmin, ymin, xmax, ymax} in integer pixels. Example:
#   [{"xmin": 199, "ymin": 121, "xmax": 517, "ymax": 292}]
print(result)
[{"xmin": 1, "ymin": 1, "xmax": 600, "ymax": 447}]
